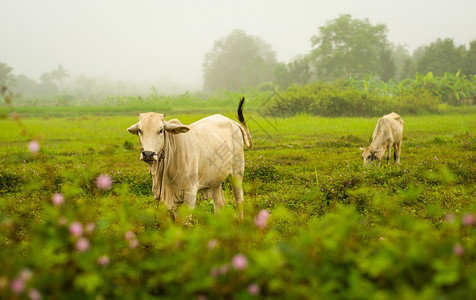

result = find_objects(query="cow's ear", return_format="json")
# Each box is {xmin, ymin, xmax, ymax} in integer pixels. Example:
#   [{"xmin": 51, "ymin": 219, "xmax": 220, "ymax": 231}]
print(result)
[
  {"xmin": 164, "ymin": 122, "xmax": 190, "ymax": 134},
  {"xmin": 127, "ymin": 123, "xmax": 140, "ymax": 135},
  {"xmin": 359, "ymin": 147, "xmax": 365, "ymax": 152}
]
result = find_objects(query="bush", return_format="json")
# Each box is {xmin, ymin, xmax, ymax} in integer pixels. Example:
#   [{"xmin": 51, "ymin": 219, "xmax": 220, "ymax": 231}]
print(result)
[
  {"xmin": 267, "ymin": 81, "xmax": 442, "ymax": 117},
  {"xmin": 1, "ymin": 192, "xmax": 476, "ymax": 299},
  {"xmin": 394, "ymin": 88, "xmax": 440, "ymax": 115}
]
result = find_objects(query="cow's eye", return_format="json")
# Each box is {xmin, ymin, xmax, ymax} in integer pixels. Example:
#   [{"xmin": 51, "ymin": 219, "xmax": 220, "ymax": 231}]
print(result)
[
  {"xmin": 138, "ymin": 129, "xmax": 142, "ymax": 134},
  {"xmin": 367, "ymin": 155, "xmax": 371, "ymax": 160},
  {"xmin": 158, "ymin": 128, "xmax": 163, "ymax": 134}
]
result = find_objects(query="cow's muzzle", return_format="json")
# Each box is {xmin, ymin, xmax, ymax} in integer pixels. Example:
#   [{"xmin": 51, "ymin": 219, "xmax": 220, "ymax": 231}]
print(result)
[{"xmin": 140, "ymin": 150, "xmax": 156, "ymax": 162}]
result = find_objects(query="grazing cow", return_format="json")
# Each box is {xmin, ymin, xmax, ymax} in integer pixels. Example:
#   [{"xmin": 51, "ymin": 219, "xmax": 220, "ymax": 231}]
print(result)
[
  {"xmin": 360, "ymin": 112, "xmax": 404, "ymax": 166},
  {"xmin": 127, "ymin": 98, "xmax": 252, "ymax": 219}
]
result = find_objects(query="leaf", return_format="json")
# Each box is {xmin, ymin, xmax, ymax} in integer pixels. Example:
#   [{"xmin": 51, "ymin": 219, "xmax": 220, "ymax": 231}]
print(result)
[
  {"xmin": 432, "ymin": 259, "xmax": 460, "ymax": 286},
  {"xmin": 74, "ymin": 272, "xmax": 104, "ymax": 294},
  {"xmin": 425, "ymin": 72, "xmax": 434, "ymax": 81}
]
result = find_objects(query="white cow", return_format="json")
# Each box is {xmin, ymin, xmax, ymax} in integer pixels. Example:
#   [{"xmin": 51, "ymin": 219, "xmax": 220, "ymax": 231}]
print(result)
[
  {"xmin": 360, "ymin": 112, "xmax": 404, "ymax": 166},
  {"xmin": 127, "ymin": 98, "xmax": 252, "ymax": 219}
]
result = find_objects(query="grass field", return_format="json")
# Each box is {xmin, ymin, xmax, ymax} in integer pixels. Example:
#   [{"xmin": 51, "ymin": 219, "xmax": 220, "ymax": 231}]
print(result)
[{"xmin": 1, "ymin": 108, "xmax": 475, "ymax": 299}]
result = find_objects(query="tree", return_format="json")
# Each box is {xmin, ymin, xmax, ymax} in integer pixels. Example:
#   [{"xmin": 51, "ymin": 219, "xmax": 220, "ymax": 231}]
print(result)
[
  {"xmin": 13, "ymin": 74, "xmax": 59, "ymax": 97},
  {"xmin": 310, "ymin": 14, "xmax": 392, "ymax": 81},
  {"xmin": 50, "ymin": 64, "xmax": 70, "ymax": 91},
  {"xmin": 274, "ymin": 57, "xmax": 311, "ymax": 90},
  {"xmin": 462, "ymin": 39, "xmax": 476, "ymax": 76},
  {"xmin": 203, "ymin": 29, "xmax": 277, "ymax": 91},
  {"xmin": 75, "ymin": 74, "xmax": 98, "ymax": 96},
  {"xmin": 416, "ymin": 38, "xmax": 466, "ymax": 76},
  {"xmin": 39, "ymin": 72, "xmax": 59, "ymax": 95},
  {"xmin": 380, "ymin": 48, "xmax": 396, "ymax": 82},
  {"xmin": 392, "ymin": 45, "xmax": 412, "ymax": 81},
  {"xmin": 400, "ymin": 57, "xmax": 416, "ymax": 80},
  {"xmin": 0, "ymin": 62, "xmax": 14, "ymax": 87}
]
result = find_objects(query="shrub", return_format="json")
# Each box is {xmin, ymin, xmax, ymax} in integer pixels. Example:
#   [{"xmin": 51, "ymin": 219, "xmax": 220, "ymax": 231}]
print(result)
[
  {"xmin": 394, "ymin": 88, "xmax": 440, "ymax": 115},
  {"xmin": 268, "ymin": 78, "xmax": 443, "ymax": 117},
  {"xmin": 1, "ymin": 194, "xmax": 475, "ymax": 299}
]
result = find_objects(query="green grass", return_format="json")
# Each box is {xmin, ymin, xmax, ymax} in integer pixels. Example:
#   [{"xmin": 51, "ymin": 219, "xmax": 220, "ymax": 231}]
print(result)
[
  {"xmin": 1, "ymin": 111, "xmax": 474, "ymax": 216},
  {"xmin": 1, "ymin": 109, "xmax": 475, "ymax": 299}
]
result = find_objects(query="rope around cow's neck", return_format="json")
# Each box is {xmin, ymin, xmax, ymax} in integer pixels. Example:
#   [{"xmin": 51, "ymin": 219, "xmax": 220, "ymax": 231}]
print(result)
[{"xmin": 156, "ymin": 132, "xmax": 166, "ymax": 207}]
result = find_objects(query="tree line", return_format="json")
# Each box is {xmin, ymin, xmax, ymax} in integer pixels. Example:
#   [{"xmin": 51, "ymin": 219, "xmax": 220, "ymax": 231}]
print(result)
[
  {"xmin": 203, "ymin": 14, "xmax": 476, "ymax": 92},
  {"xmin": 0, "ymin": 64, "xmax": 142, "ymax": 99},
  {"xmin": 1, "ymin": 14, "xmax": 475, "ymax": 98}
]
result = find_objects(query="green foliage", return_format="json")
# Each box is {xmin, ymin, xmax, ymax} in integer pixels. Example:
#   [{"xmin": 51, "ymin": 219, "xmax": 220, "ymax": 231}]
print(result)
[
  {"xmin": 380, "ymin": 48, "xmax": 397, "ymax": 82},
  {"xmin": 0, "ymin": 62, "xmax": 14, "ymax": 87},
  {"xmin": 393, "ymin": 88, "xmax": 439, "ymax": 114},
  {"xmin": 462, "ymin": 40, "xmax": 476, "ymax": 77},
  {"xmin": 203, "ymin": 29, "xmax": 277, "ymax": 91},
  {"xmin": 391, "ymin": 45, "xmax": 413, "ymax": 81},
  {"xmin": 350, "ymin": 71, "xmax": 476, "ymax": 106},
  {"xmin": 274, "ymin": 58, "xmax": 311, "ymax": 90},
  {"xmin": 0, "ymin": 104, "xmax": 475, "ymax": 299},
  {"xmin": 267, "ymin": 80, "xmax": 440, "ymax": 117},
  {"xmin": 417, "ymin": 38, "xmax": 467, "ymax": 77},
  {"xmin": 310, "ymin": 14, "xmax": 392, "ymax": 81}
]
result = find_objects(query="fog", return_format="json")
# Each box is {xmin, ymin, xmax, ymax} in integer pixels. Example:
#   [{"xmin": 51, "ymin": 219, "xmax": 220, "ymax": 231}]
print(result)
[{"xmin": 1, "ymin": 0, "xmax": 475, "ymax": 94}]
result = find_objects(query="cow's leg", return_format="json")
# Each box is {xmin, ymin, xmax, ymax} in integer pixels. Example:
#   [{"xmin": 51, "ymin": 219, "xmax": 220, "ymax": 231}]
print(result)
[
  {"xmin": 230, "ymin": 175, "xmax": 244, "ymax": 220},
  {"xmin": 173, "ymin": 190, "xmax": 197, "ymax": 224},
  {"xmin": 386, "ymin": 144, "xmax": 391, "ymax": 162},
  {"xmin": 211, "ymin": 186, "xmax": 226, "ymax": 214},
  {"xmin": 183, "ymin": 190, "xmax": 197, "ymax": 208},
  {"xmin": 395, "ymin": 142, "xmax": 402, "ymax": 164},
  {"xmin": 393, "ymin": 144, "xmax": 397, "ymax": 162}
]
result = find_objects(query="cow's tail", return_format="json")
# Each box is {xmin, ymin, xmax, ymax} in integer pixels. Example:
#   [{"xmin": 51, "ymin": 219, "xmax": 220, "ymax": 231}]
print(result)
[{"xmin": 237, "ymin": 97, "xmax": 252, "ymax": 149}]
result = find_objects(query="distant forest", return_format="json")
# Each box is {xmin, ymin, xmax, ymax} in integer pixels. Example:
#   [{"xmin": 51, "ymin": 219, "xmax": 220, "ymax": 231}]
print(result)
[{"xmin": 1, "ymin": 14, "xmax": 475, "ymax": 98}]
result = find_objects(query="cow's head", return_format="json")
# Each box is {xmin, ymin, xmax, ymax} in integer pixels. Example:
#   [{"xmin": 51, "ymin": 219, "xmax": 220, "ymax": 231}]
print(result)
[
  {"xmin": 127, "ymin": 113, "xmax": 190, "ymax": 163},
  {"xmin": 360, "ymin": 147, "xmax": 379, "ymax": 166}
]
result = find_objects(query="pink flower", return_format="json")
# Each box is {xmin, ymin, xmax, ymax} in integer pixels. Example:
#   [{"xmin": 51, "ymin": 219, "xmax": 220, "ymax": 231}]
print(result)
[
  {"xmin": 96, "ymin": 174, "xmax": 113, "ymax": 189},
  {"xmin": 98, "ymin": 256, "xmax": 110, "ymax": 266},
  {"xmin": 75, "ymin": 237, "xmax": 90, "ymax": 252},
  {"xmin": 462, "ymin": 213, "xmax": 475, "ymax": 226},
  {"xmin": 125, "ymin": 231, "xmax": 136, "ymax": 241},
  {"xmin": 51, "ymin": 193, "xmax": 64, "ymax": 207},
  {"xmin": 129, "ymin": 239, "xmax": 139, "ymax": 248},
  {"xmin": 28, "ymin": 140, "xmax": 40, "ymax": 153},
  {"xmin": 453, "ymin": 244, "xmax": 464, "ymax": 256},
  {"xmin": 125, "ymin": 231, "xmax": 139, "ymax": 248},
  {"xmin": 232, "ymin": 254, "xmax": 248, "ymax": 270},
  {"xmin": 69, "ymin": 222, "xmax": 84, "ymax": 237},
  {"xmin": 208, "ymin": 239, "xmax": 218, "ymax": 250},
  {"xmin": 85, "ymin": 223, "xmax": 95, "ymax": 234},
  {"xmin": 28, "ymin": 288, "xmax": 42, "ymax": 300},
  {"xmin": 10, "ymin": 278, "xmax": 25, "ymax": 295},
  {"xmin": 248, "ymin": 283, "xmax": 260, "ymax": 296},
  {"xmin": 19, "ymin": 269, "xmax": 33, "ymax": 281},
  {"xmin": 254, "ymin": 210, "xmax": 270, "ymax": 229}
]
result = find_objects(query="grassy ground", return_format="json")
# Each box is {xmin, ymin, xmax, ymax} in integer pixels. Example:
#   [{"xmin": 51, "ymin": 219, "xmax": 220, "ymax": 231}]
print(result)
[
  {"xmin": 1, "ymin": 112, "xmax": 474, "ymax": 220},
  {"xmin": 1, "ymin": 109, "xmax": 476, "ymax": 298}
]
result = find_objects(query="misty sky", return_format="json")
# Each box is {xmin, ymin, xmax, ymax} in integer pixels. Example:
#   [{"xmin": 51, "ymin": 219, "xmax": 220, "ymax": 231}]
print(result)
[{"xmin": 1, "ymin": 0, "xmax": 475, "ymax": 92}]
